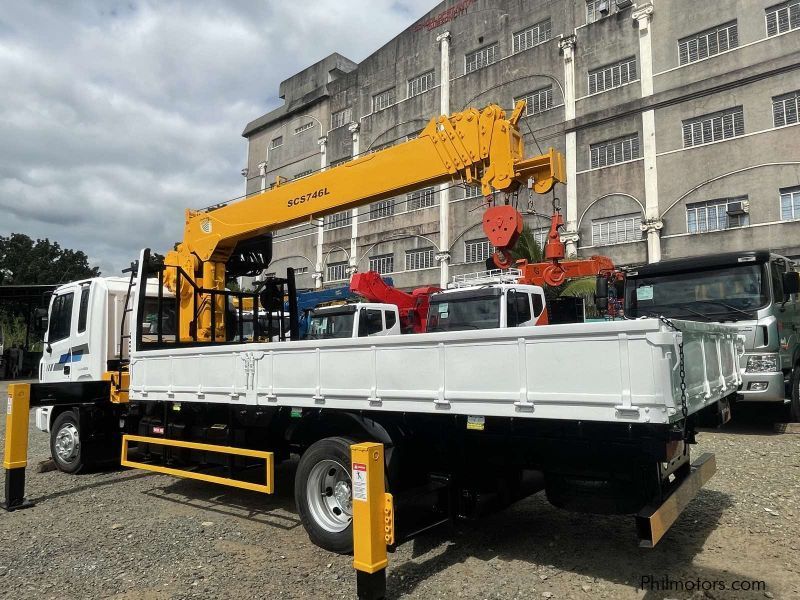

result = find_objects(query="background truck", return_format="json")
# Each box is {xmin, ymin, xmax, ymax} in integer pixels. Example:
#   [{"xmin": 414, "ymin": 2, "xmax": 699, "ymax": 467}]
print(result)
[{"xmin": 621, "ymin": 250, "xmax": 800, "ymax": 420}]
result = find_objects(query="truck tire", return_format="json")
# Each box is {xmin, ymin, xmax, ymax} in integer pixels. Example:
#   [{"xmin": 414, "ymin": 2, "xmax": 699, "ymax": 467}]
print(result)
[
  {"xmin": 295, "ymin": 437, "xmax": 356, "ymax": 554},
  {"xmin": 50, "ymin": 410, "xmax": 86, "ymax": 474},
  {"xmin": 790, "ymin": 367, "xmax": 800, "ymax": 423}
]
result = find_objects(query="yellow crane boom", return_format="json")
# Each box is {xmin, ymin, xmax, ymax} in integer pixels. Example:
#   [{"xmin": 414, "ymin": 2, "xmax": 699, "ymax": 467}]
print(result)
[{"xmin": 164, "ymin": 102, "xmax": 565, "ymax": 341}]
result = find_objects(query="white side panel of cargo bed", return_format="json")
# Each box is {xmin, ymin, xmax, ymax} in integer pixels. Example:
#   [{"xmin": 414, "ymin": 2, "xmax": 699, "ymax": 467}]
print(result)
[{"xmin": 128, "ymin": 319, "xmax": 740, "ymax": 425}]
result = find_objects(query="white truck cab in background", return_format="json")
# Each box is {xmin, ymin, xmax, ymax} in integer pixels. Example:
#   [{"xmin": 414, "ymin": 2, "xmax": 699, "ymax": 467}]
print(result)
[{"xmin": 305, "ymin": 302, "xmax": 402, "ymax": 339}]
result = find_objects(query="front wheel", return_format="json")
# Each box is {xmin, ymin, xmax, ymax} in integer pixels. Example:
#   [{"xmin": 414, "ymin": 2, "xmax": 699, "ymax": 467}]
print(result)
[
  {"xmin": 789, "ymin": 367, "xmax": 800, "ymax": 422},
  {"xmin": 50, "ymin": 410, "xmax": 86, "ymax": 474},
  {"xmin": 295, "ymin": 437, "xmax": 355, "ymax": 553}
]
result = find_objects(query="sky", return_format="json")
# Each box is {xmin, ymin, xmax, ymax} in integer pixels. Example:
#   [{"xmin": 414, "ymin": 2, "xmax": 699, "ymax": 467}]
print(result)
[{"xmin": 0, "ymin": 0, "xmax": 436, "ymax": 275}]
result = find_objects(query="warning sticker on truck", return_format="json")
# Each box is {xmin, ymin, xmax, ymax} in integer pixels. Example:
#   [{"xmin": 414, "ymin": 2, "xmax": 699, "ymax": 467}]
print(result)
[
  {"xmin": 467, "ymin": 415, "xmax": 485, "ymax": 431},
  {"xmin": 6, "ymin": 396, "xmax": 11, "ymax": 415},
  {"xmin": 352, "ymin": 462, "xmax": 367, "ymax": 502}
]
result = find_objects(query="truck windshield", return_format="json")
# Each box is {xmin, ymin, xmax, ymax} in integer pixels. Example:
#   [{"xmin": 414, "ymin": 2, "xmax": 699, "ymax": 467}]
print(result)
[
  {"xmin": 626, "ymin": 263, "xmax": 768, "ymax": 321},
  {"xmin": 306, "ymin": 312, "xmax": 354, "ymax": 339},
  {"xmin": 427, "ymin": 297, "xmax": 500, "ymax": 332}
]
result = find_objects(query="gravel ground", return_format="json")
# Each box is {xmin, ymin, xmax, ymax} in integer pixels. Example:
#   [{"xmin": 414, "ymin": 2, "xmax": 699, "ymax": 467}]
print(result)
[{"xmin": 1, "ymin": 380, "xmax": 798, "ymax": 599}]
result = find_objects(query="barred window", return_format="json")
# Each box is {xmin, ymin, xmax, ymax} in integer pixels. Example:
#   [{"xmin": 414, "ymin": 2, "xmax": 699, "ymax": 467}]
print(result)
[
  {"xmin": 682, "ymin": 107, "xmax": 744, "ymax": 148},
  {"xmin": 588, "ymin": 57, "xmax": 637, "ymax": 95},
  {"xmin": 465, "ymin": 44, "xmax": 498, "ymax": 74},
  {"xmin": 324, "ymin": 211, "xmax": 352, "ymax": 230},
  {"xmin": 326, "ymin": 261, "xmax": 349, "ymax": 282},
  {"xmin": 587, "ymin": 0, "xmax": 615, "ymax": 24},
  {"xmin": 407, "ymin": 187, "xmax": 435, "ymax": 211},
  {"xmin": 294, "ymin": 122, "xmax": 314, "ymax": 135},
  {"xmin": 773, "ymin": 90, "xmax": 800, "ymax": 127},
  {"xmin": 766, "ymin": 1, "xmax": 800, "ymax": 36},
  {"xmin": 687, "ymin": 197, "xmax": 749, "ymax": 233},
  {"xmin": 405, "ymin": 248, "xmax": 435, "ymax": 271},
  {"xmin": 464, "ymin": 185, "xmax": 482, "ymax": 199},
  {"xmin": 293, "ymin": 266, "xmax": 309, "ymax": 275},
  {"xmin": 532, "ymin": 227, "xmax": 548, "ymax": 249},
  {"xmin": 408, "ymin": 71, "xmax": 434, "ymax": 97},
  {"xmin": 591, "ymin": 214, "xmax": 643, "ymax": 246},
  {"xmin": 464, "ymin": 239, "xmax": 494, "ymax": 263},
  {"xmin": 270, "ymin": 136, "xmax": 283, "ymax": 149},
  {"xmin": 516, "ymin": 86, "xmax": 553, "ymax": 116},
  {"xmin": 512, "ymin": 19, "xmax": 551, "ymax": 53},
  {"xmin": 331, "ymin": 108, "xmax": 352, "ymax": 130},
  {"xmin": 781, "ymin": 186, "xmax": 800, "ymax": 220},
  {"xmin": 294, "ymin": 170, "xmax": 313, "ymax": 179},
  {"xmin": 369, "ymin": 199, "xmax": 394, "ymax": 220},
  {"xmin": 678, "ymin": 22, "xmax": 738, "ymax": 65},
  {"xmin": 369, "ymin": 254, "xmax": 394, "ymax": 274},
  {"xmin": 590, "ymin": 134, "xmax": 640, "ymax": 169},
  {"xmin": 373, "ymin": 88, "xmax": 396, "ymax": 112}
]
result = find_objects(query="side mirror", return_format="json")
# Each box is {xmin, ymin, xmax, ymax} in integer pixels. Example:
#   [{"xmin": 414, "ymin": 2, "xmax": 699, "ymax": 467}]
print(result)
[
  {"xmin": 595, "ymin": 276, "xmax": 609, "ymax": 311},
  {"xmin": 783, "ymin": 271, "xmax": 800, "ymax": 296}
]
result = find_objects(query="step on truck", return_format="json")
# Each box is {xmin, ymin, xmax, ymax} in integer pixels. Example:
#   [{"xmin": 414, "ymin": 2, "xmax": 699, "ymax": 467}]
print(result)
[
  {"xmin": 2, "ymin": 103, "xmax": 741, "ymax": 598},
  {"xmin": 619, "ymin": 250, "xmax": 800, "ymax": 420}
]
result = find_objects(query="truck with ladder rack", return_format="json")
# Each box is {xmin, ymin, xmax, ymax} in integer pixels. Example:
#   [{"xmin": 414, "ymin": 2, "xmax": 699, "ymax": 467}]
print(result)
[{"xmin": 3, "ymin": 103, "xmax": 741, "ymax": 599}]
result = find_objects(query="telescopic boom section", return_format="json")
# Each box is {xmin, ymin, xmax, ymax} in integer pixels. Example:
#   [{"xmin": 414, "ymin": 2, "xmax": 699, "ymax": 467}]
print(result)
[{"xmin": 164, "ymin": 102, "xmax": 565, "ymax": 341}]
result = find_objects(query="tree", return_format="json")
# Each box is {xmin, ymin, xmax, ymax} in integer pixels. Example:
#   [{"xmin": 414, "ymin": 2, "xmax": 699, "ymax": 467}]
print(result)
[
  {"xmin": 0, "ymin": 233, "xmax": 100, "ymax": 285},
  {"xmin": 510, "ymin": 225, "xmax": 544, "ymax": 263},
  {"xmin": 0, "ymin": 234, "xmax": 101, "ymax": 349}
]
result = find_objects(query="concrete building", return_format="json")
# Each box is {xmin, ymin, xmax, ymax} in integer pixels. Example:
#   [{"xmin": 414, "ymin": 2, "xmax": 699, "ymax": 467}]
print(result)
[{"xmin": 242, "ymin": 0, "xmax": 800, "ymax": 290}]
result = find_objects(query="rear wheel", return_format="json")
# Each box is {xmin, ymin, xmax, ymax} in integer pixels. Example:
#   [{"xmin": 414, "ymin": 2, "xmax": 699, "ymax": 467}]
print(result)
[
  {"xmin": 50, "ymin": 410, "xmax": 86, "ymax": 474},
  {"xmin": 295, "ymin": 437, "xmax": 355, "ymax": 553}
]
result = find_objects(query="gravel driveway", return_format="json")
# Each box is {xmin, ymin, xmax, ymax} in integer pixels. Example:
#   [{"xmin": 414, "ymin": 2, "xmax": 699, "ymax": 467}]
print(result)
[{"xmin": 1, "ymin": 380, "xmax": 797, "ymax": 599}]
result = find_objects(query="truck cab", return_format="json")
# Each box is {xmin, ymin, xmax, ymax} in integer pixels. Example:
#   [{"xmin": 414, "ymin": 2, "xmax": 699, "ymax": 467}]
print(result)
[
  {"xmin": 304, "ymin": 302, "xmax": 402, "ymax": 339},
  {"xmin": 426, "ymin": 271, "xmax": 547, "ymax": 332},
  {"xmin": 623, "ymin": 251, "xmax": 800, "ymax": 419},
  {"xmin": 36, "ymin": 277, "xmax": 175, "ymax": 433}
]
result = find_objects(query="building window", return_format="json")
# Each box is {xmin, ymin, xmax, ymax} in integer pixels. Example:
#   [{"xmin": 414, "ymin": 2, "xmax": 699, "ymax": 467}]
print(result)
[
  {"xmin": 270, "ymin": 136, "xmax": 283, "ymax": 149},
  {"xmin": 766, "ymin": 1, "xmax": 800, "ymax": 36},
  {"xmin": 294, "ymin": 170, "xmax": 313, "ymax": 179},
  {"xmin": 512, "ymin": 19, "xmax": 551, "ymax": 53},
  {"xmin": 588, "ymin": 57, "xmax": 637, "ymax": 95},
  {"xmin": 369, "ymin": 254, "xmax": 394, "ymax": 274},
  {"xmin": 324, "ymin": 211, "xmax": 352, "ymax": 230},
  {"xmin": 407, "ymin": 187, "xmax": 435, "ymax": 211},
  {"xmin": 773, "ymin": 90, "xmax": 800, "ymax": 127},
  {"xmin": 586, "ymin": 0, "xmax": 615, "ymax": 24},
  {"xmin": 516, "ymin": 86, "xmax": 554, "ymax": 116},
  {"xmin": 408, "ymin": 71, "xmax": 434, "ymax": 98},
  {"xmin": 369, "ymin": 199, "xmax": 394, "ymax": 220},
  {"xmin": 294, "ymin": 122, "xmax": 314, "ymax": 135},
  {"xmin": 591, "ymin": 213, "xmax": 643, "ymax": 246},
  {"xmin": 464, "ymin": 185, "xmax": 482, "ymax": 199},
  {"xmin": 465, "ymin": 43, "xmax": 497, "ymax": 74},
  {"xmin": 682, "ymin": 107, "xmax": 744, "ymax": 148},
  {"xmin": 781, "ymin": 186, "xmax": 800, "ymax": 220},
  {"xmin": 373, "ymin": 88, "xmax": 396, "ymax": 112},
  {"xmin": 590, "ymin": 134, "xmax": 640, "ymax": 169},
  {"xmin": 532, "ymin": 227, "xmax": 549, "ymax": 249},
  {"xmin": 678, "ymin": 21, "xmax": 738, "ymax": 65},
  {"xmin": 687, "ymin": 197, "xmax": 749, "ymax": 233},
  {"xmin": 331, "ymin": 108, "xmax": 352, "ymax": 130},
  {"xmin": 293, "ymin": 266, "xmax": 309, "ymax": 275},
  {"xmin": 405, "ymin": 248, "xmax": 435, "ymax": 271},
  {"xmin": 326, "ymin": 261, "xmax": 349, "ymax": 282},
  {"xmin": 464, "ymin": 239, "xmax": 495, "ymax": 263}
]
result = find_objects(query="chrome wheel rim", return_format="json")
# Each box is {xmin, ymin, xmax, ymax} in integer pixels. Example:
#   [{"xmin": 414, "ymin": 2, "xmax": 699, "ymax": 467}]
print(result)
[
  {"xmin": 306, "ymin": 459, "xmax": 352, "ymax": 532},
  {"xmin": 55, "ymin": 423, "xmax": 80, "ymax": 463}
]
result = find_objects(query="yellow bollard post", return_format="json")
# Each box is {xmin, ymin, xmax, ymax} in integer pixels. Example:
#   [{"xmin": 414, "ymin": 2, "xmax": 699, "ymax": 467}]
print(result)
[
  {"xmin": 2, "ymin": 383, "xmax": 33, "ymax": 511},
  {"xmin": 351, "ymin": 442, "xmax": 392, "ymax": 600}
]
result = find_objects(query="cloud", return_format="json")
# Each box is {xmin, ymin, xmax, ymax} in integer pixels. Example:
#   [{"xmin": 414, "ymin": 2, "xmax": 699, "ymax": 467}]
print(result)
[{"xmin": 0, "ymin": 0, "xmax": 434, "ymax": 275}]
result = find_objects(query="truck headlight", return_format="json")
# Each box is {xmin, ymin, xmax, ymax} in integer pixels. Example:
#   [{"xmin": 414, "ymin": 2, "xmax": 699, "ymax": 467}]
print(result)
[{"xmin": 745, "ymin": 354, "xmax": 779, "ymax": 373}]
